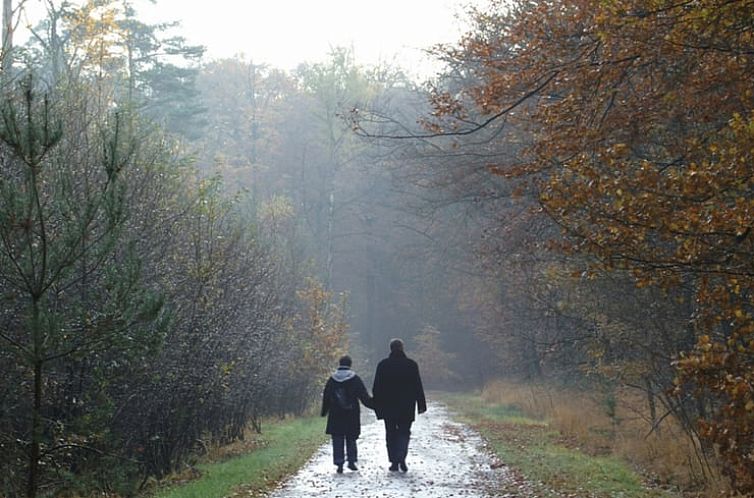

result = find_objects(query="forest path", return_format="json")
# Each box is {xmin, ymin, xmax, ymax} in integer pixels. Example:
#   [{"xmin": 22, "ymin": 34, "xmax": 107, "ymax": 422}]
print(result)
[{"xmin": 264, "ymin": 403, "xmax": 516, "ymax": 498}]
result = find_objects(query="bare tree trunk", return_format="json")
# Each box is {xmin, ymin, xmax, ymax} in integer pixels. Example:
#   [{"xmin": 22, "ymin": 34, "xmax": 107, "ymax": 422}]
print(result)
[
  {"xmin": 127, "ymin": 39, "xmax": 135, "ymax": 103},
  {"xmin": 326, "ymin": 191, "xmax": 334, "ymax": 290},
  {"xmin": 646, "ymin": 377, "xmax": 659, "ymax": 436},
  {"xmin": 364, "ymin": 215, "xmax": 375, "ymax": 359},
  {"xmin": 247, "ymin": 62, "xmax": 259, "ymax": 201},
  {"xmin": 27, "ymin": 299, "xmax": 42, "ymax": 498},
  {"xmin": 1, "ymin": 0, "xmax": 12, "ymax": 84}
]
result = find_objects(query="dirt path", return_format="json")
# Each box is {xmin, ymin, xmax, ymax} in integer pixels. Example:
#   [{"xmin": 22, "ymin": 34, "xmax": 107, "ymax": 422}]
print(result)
[{"xmin": 265, "ymin": 403, "xmax": 509, "ymax": 498}]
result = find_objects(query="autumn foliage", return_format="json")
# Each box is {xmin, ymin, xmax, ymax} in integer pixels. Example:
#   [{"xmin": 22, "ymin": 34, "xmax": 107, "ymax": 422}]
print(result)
[{"xmin": 427, "ymin": 0, "xmax": 754, "ymax": 491}]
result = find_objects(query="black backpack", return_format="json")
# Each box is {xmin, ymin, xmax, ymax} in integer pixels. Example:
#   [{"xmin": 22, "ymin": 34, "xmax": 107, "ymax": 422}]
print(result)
[{"xmin": 331, "ymin": 382, "xmax": 354, "ymax": 411}]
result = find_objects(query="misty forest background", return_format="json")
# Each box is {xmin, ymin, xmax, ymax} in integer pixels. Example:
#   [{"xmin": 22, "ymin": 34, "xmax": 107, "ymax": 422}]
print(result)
[{"xmin": 2, "ymin": 0, "xmax": 754, "ymax": 496}]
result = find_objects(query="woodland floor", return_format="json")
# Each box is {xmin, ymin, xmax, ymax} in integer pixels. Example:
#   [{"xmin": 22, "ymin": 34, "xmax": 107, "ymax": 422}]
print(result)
[{"xmin": 254, "ymin": 403, "xmax": 516, "ymax": 498}]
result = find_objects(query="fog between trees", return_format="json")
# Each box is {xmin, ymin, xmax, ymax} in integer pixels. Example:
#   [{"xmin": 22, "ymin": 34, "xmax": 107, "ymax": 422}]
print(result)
[{"xmin": 2, "ymin": 0, "xmax": 754, "ymax": 496}]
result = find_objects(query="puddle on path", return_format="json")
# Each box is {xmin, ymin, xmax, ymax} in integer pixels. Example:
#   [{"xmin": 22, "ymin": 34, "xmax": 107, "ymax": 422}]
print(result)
[{"xmin": 263, "ymin": 404, "xmax": 511, "ymax": 498}]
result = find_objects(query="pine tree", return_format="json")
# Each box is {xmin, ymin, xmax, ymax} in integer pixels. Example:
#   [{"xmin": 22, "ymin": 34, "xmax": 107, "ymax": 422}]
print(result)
[{"xmin": 0, "ymin": 77, "xmax": 165, "ymax": 497}]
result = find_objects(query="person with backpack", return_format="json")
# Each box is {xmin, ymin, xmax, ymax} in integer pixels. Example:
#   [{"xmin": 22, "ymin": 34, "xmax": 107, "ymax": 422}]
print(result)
[{"xmin": 321, "ymin": 355, "xmax": 374, "ymax": 473}]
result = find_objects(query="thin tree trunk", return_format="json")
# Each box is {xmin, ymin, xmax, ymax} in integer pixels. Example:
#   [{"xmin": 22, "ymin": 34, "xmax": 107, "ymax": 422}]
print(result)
[
  {"xmin": 646, "ymin": 377, "xmax": 659, "ymax": 436},
  {"xmin": 27, "ymin": 299, "xmax": 43, "ymax": 498},
  {"xmin": 364, "ymin": 215, "xmax": 375, "ymax": 361},
  {"xmin": 325, "ymin": 190, "xmax": 334, "ymax": 290},
  {"xmin": 1, "ymin": 0, "xmax": 12, "ymax": 84}
]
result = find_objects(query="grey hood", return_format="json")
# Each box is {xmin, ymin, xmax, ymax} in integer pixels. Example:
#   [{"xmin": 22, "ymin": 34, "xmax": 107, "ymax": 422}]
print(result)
[{"xmin": 331, "ymin": 367, "xmax": 356, "ymax": 383}]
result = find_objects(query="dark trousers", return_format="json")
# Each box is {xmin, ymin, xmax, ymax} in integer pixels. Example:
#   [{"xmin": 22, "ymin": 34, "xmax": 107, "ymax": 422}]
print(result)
[
  {"xmin": 383, "ymin": 419, "xmax": 412, "ymax": 464},
  {"xmin": 331, "ymin": 434, "xmax": 358, "ymax": 465}
]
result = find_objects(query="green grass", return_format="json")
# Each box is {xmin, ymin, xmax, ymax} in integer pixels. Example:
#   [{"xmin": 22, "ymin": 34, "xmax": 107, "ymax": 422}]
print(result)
[
  {"xmin": 439, "ymin": 392, "xmax": 542, "ymax": 426},
  {"xmin": 153, "ymin": 416, "xmax": 325, "ymax": 498},
  {"xmin": 441, "ymin": 393, "xmax": 677, "ymax": 498}
]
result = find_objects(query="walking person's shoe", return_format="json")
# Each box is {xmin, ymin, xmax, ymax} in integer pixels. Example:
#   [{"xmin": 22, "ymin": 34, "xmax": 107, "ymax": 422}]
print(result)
[
  {"xmin": 347, "ymin": 462, "xmax": 358, "ymax": 471},
  {"xmin": 399, "ymin": 461, "xmax": 408, "ymax": 472},
  {"xmin": 336, "ymin": 463, "xmax": 344, "ymax": 473},
  {"xmin": 389, "ymin": 462, "xmax": 400, "ymax": 471}
]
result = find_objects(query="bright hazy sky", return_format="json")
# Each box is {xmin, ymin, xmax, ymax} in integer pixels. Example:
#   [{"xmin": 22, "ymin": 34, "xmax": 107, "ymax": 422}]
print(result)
[{"xmin": 22, "ymin": 0, "xmax": 479, "ymax": 79}]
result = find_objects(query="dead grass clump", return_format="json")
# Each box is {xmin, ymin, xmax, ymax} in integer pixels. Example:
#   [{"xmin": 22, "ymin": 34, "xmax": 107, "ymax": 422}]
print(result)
[
  {"xmin": 480, "ymin": 379, "xmax": 728, "ymax": 495},
  {"xmin": 204, "ymin": 424, "xmax": 269, "ymax": 462},
  {"xmin": 482, "ymin": 381, "xmax": 554, "ymax": 415}
]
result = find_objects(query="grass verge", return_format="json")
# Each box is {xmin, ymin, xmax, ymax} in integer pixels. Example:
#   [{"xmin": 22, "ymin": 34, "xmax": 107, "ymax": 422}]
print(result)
[
  {"xmin": 440, "ymin": 392, "xmax": 680, "ymax": 498},
  {"xmin": 152, "ymin": 416, "xmax": 325, "ymax": 498}
]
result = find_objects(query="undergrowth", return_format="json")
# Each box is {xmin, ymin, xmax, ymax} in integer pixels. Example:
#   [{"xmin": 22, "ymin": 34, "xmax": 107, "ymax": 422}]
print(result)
[
  {"xmin": 150, "ymin": 416, "xmax": 324, "ymax": 498},
  {"xmin": 441, "ymin": 390, "xmax": 688, "ymax": 498}
]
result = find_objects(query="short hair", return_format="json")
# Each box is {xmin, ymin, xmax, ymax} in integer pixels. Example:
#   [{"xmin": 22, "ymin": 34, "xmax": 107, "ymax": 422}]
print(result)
[
  {"xmin": 339, "ymin": 355, "xmax": 352, "ymax": 367},
  {"xmin": 389, "ymin": 338, "xmax": 404, "ymax": 352}
]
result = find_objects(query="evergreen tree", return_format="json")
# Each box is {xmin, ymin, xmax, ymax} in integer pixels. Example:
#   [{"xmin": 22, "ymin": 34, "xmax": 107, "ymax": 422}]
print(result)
[{"xmin": 0, "ymin": 76, "xmax": 166, "ymax": 497}]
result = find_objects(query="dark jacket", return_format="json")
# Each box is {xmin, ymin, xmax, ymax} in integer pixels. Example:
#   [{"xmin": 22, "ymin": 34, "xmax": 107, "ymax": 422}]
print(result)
[
  {"xmin": 372, "ymin": 350, "xmax": 427, "ymax": 421},
  {"xmin": 321, "ymin": 367, "xmax": 373, "ymax": 437}
]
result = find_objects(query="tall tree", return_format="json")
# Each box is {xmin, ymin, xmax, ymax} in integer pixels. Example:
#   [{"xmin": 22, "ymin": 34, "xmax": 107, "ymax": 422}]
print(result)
[
  {"xmin": 413, "ymin": 0, "xmax": 754, "ymax": 490},
  {"xmin": 23, "ymin": 0, "xmax": 205, "ymax": 136},
  {"xmin": 0, "ymin": 78, "xmax": 166, "ymax": 497},
  {"xmin": 1, "ymin": 0, "xmax": 11, "ymax": 76},
  {"xmin": 295, "ymin": 48, "xmax": 377, "ymax": 289}
]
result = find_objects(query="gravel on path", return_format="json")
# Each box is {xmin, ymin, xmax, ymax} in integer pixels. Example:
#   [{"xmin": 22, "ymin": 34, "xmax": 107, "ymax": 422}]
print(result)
[{"xmin": 265, "ymin": 403, "xmax": 513, "ymax": 498}]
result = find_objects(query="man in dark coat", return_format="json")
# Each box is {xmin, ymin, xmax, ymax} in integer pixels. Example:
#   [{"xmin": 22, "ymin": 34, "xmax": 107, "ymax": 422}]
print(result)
[
  {"xmin": 372, "ymin": 338, "xmax": 426, "ymax": 472},
  {"xmin": 321, "ymin": 355, "xmax": 373, "ymax": 473}
]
